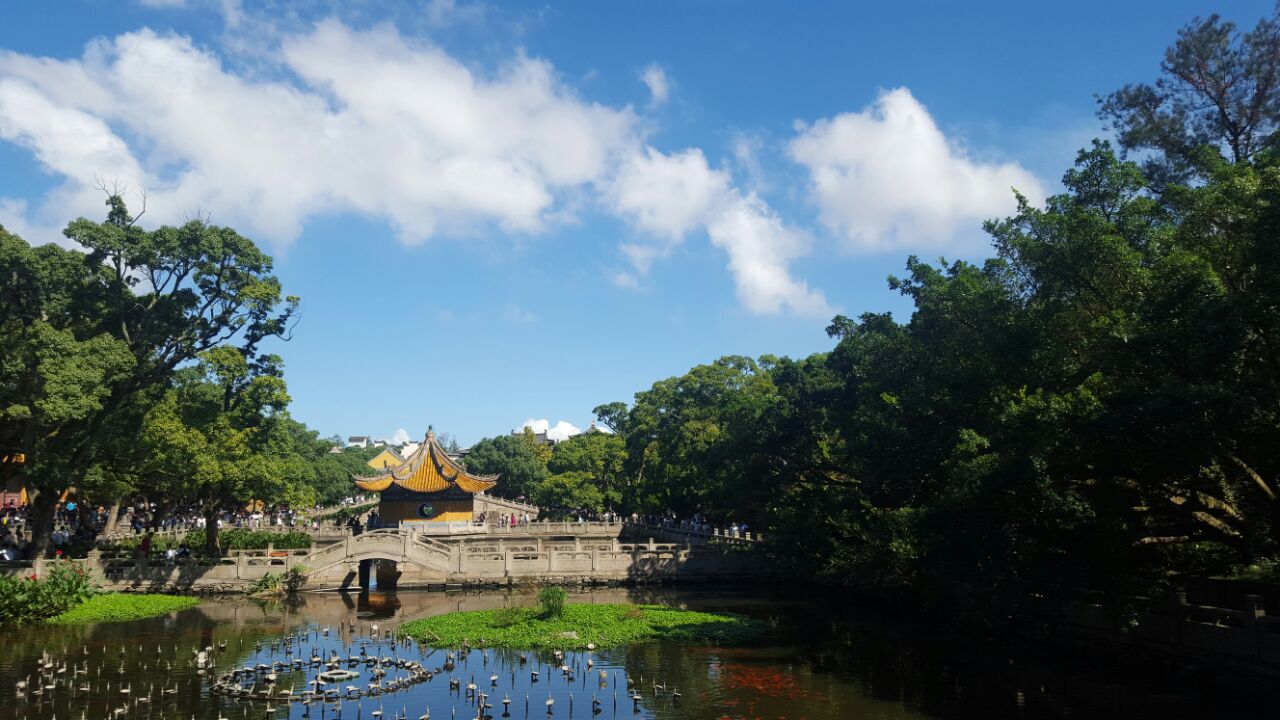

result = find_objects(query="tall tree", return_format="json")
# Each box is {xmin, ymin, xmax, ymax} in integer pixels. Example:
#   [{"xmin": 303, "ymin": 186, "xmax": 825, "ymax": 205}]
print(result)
[
  {"xmin": 1098, "ymin": 9, "xmax": 1280, "ymax": 184},
  {"xmin": 140, "ymin": 348, "xmax": 297, "ymax": 555},
  {"xmin": 545, "ymin": 431, "xmax": 628, "ymax": 511},
  {"xmin": 463, "ymin": 434, "xmax": 547, "ymax": 500},
  {"xmin": 0, "ymin": 195, "xmax": 296, "ymax": 556}
]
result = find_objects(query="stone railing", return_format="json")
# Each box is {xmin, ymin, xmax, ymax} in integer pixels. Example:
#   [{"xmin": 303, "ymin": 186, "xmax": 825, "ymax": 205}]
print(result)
[
  {"xmin": 395, "ymin": 520, "xmax": 624, "ymax": 537},
  {"xmin": 625, "ymin": 522, "xmax": 760, "ymax": 547},
  {"xmin": 100, "ymin": 523, "xmax": 350, "ymax": 543},
  {"xmin": 474, "ymin": 493, "xmax": 540, "ymax": 514},
  {"xmin": 1063, "ymin": 586, "xmax": 1280, "ymax": 669}
]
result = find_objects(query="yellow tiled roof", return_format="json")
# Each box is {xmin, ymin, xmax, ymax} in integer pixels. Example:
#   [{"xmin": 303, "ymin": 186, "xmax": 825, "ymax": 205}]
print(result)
[{"xmin": 353, "ymin": 429, "xmax": 497, "ymax": 494}]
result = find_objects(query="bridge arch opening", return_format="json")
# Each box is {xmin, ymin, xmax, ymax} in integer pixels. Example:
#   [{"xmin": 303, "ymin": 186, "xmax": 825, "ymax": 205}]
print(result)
[{"xmin": 357, "ymin": 558, "xmax": 401, "ymax": 590}]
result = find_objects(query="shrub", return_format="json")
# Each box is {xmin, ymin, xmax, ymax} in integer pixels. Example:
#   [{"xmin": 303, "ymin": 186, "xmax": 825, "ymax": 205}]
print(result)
[
  {"xmin": 283, "ymin": 566, "xmax": 308, "ymax": 593},
  {"xmin": 248, "ymin": 572, "xmax": 283, "ymax": 595},
  {"xmin": 491, "ymin": 606, "xmax": 525, "ymax": 628},
  {"xmin": 0, "ymin": 563, "xmax": 99, "ymax": 624},
  {"xmin": 537, "ymin": 586, "xmax": 567, "ymax": 618},
  {"xmin": 249, "ymin": 565, "xmax": 309, "ymax": 596},
  {"xmin": 183, "ymin": 529, "xmax": 313, "ymax": 552}
]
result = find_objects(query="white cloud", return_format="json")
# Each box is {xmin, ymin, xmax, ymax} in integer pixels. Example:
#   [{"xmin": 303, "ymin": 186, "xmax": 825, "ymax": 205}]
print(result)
[
  {"xmin": 608, "ymin": 145, "xmax": 831, "ymax": 314},
  {"xmin": 639, "ymin": 64, "xmax": 669, "ymax": 107},
  {"xmin": 707, "ymin": 194, "xmax": 831, "ymax": 316},
  {"xmin": 387, "ymin": 428, "xmax": 411, "ymax": 445},
  {"xmin": 520, "ymin": 419, "xmax": 583, "ymax": 442},
  {"xmin": 0, "ymin": 23, "xmax": 637, "ymax": 248},
  {"xmin": 503, "ymin": 303, "xmax": 536, "ymax": 324},
  {"xmin": 218, "ymin": 0, "xmax": 244, "ymax": 28},
  {"xmin": 608, "ymin": 147, "xmax": 729, "ymax": 241},
  {"xmin": 424, "ymin": 0, "xmax": 486, "ymax": 27},
  {"xmin": 729, "ymin": 131, "xmax": 768, "ymax": 194},
  {"xmin": 788, "ymin": 87, "xmax": 1045, "ymax": 253},
  {"xmin": 1, "ymin": 25, "xmax": 1041, "ymax": 317},
  {"xmin": 610, "ymin": 270, "xmax": 640, "ymax": 290}
]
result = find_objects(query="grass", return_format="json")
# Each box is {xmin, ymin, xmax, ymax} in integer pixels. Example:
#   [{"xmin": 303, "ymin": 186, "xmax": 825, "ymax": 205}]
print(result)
[
  {"xmin": 400, "ymin": 603, "xmax": 769, "ymax": 650},
  {"xmin": 47, "ymin": 593, "xmax": 201, "ymax": 624}
]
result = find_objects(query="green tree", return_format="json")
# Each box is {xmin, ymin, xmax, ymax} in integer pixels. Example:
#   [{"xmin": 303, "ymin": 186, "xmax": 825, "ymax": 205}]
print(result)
[
  {"xmin": 1098, "ymin": 9, "xmax": 1280, "ymax": 184},
  {"xmin": 463, "ymin": 434, "xmax": 546, "ymax": 500},
  {"xmin": 139, "ymin": 348, "xmax": 297, "ymax": 555},
  {"xmin": 591, "ymin": 402, "xmax": 632, "ymax": 436},
  {"xmin": 532, "ymin": 471, "xmax": 605, "ymax": 514},
  {"xmin": 0, "ymin": 196, "xmax": 295, "ymax": 556},
  {"xmin": 623, "ymin": 356, "xmax": 786, "ymax": 521},
  {"xmin": 545, "ymin": 431, "xmax": 628, "ymax": 511}
]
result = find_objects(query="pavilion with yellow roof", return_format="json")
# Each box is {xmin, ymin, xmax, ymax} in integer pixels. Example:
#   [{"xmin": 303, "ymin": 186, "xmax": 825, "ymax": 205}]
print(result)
[{"xmin": 353, "ymin": 427, "xmax": 498, "ymax": 525}]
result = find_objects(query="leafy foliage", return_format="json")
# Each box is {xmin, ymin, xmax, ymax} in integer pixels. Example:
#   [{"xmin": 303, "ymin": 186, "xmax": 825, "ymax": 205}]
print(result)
[
  {"xmin": 536, "ymin": 586, "xmax": 567, "ymax": 618},
  {"xmin": 0, "ymin": 195, "xmax": 297, "ymax": 557},
  {"xmin": 247, "ymin": 566, "xmax": 308, "ymax": 596},
  {"xmin": 0, "ymin": 564, "xmax": 98, "ymax": 624},
  {"xmin": 186, "ymin": 529, "xmax": 313, "ymax": 551},
  {"xmin": 463, "ymin": 434, "xmax": 548, "ymax": 499},
  {"xmin": 1098, "ymin": 9, "xmax": 1280, "ymax": 185}
]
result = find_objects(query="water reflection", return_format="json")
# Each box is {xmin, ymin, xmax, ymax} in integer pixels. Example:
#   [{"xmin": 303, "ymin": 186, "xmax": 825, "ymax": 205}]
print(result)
[{"xmin": 0, "ymin": 588, "xmax": 1275, "ymax": 720}]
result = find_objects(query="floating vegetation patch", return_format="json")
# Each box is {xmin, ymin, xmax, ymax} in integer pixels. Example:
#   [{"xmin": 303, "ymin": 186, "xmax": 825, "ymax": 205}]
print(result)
[
  {"xmin": 47, "ymin": 593, "xmax": 200, "ymax": 624},
  {"xmin": 400, "ymin": 603, "xmax": 769, "ymax": 650}
]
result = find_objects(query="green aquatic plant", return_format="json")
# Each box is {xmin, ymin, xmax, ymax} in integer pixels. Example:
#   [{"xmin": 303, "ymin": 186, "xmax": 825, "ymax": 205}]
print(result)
[
  {"xmin": 48, "ymin": 593, "xmax": 200, "ymax": 624},
  {"xmin": 401, "ymin": 603, "xmax": 768, "ymax": 650}
]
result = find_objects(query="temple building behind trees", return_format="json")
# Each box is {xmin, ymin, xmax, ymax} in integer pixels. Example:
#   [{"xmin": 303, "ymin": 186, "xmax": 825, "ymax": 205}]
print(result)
[{"xmin": 353, "ymin": 428, "xmax": 520, "ymax": 525}]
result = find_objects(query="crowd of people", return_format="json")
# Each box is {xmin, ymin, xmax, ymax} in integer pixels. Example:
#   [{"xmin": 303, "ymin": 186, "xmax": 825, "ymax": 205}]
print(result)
[
  {"xmin": 1, "ymin": 499, "xmax": 101, "ymax": 560},
  {"xmin": 0, "ymin": 496, "xmax": 378, "ymax": 561},
  {"xmin": 479, "ymin": 511, "xmax": 533, "ymax": 527},
  {"xmin": 634, "ymin": 511, "xmax": 751, "ymax": 538},
  {"xmin": 1, "ymin": 501, "xmax": 29, "ymax": 560}
]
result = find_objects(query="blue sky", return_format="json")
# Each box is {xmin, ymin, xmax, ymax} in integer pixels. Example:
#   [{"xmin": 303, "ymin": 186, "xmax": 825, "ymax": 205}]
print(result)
[{"xmin": 1, "ymin": 0, "xmax": 1271, "ymax": 445}]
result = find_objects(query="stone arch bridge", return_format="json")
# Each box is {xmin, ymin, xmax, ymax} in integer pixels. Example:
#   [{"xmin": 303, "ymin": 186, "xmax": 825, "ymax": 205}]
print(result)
[{"xmin": 73, "ymin": 523, "xmax": 768, "ymax": 591}]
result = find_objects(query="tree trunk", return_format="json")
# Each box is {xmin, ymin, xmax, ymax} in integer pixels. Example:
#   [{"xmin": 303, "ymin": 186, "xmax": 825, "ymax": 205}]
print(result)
[
  {"xmin": 27, "ymin": 489, "xmax": 57, "ymax": 560},
  {"xmin": 203, "ymin": 505, "xmax": 220, "ymax": 557},
  {"xmin": 102, "ymin": 500, "xmax": 123, "ymax": 537}
]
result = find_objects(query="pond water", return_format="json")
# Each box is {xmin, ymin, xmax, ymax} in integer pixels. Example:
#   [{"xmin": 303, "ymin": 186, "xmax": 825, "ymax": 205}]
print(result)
[{"xmin": 0, "ymin": 588, "xmax": 1275, "ymax": 720}]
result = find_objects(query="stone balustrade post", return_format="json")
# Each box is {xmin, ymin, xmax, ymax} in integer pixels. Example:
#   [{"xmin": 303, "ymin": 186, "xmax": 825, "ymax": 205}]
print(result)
[
  {"xmin": 1171, "ymin": 585, "xmax": 1187, "ymax": 645},
  {"xmin": 648, "ymin": 537, "xmax": 655, "ymax": 551},
  {"xmin": 1245, "ymin": 594, "xmax": 1264, "ymax": 658},
  {"xmin": 591, "ymin": 547, "xmax": 599, "ymax": 572}
]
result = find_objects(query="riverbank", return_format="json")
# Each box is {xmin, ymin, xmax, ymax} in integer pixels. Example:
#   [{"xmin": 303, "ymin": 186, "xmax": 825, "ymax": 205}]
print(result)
[
  {"xmin": 48, "ymin": 593, "xmax": 201, "ymax": 624},
  {"xmin": 400, "ymin": 602, "xmax": 768, "ymax": 649}
]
